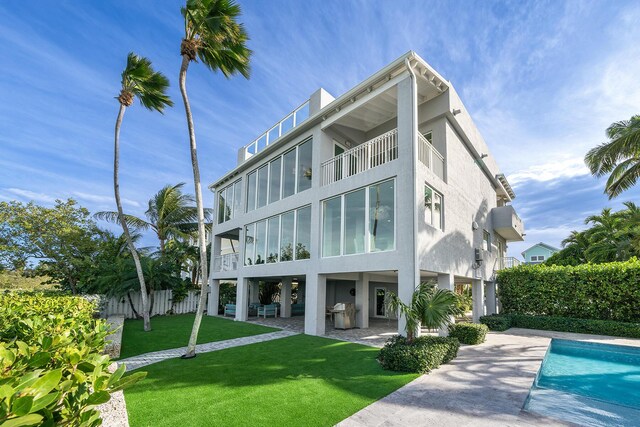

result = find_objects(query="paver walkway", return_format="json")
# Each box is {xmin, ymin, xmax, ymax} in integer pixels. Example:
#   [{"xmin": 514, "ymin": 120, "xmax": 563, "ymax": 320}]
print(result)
[{"xmin": 119, "ymin": 330, "xmax": 298, "ymax": 371}]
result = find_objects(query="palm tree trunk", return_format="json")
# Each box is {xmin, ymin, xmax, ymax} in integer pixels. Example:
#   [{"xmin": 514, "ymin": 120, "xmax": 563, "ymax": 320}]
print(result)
[
  {"xmin": 180, "ymin": 55, "xmax": 210, "ymax": 358},
  {"xmin": 114, "ymin": 103, "xmax": 151, "ymax": 332},
  {"xmin": 127, "ymin": 291, "xmax": 141, "ymax": 319}
]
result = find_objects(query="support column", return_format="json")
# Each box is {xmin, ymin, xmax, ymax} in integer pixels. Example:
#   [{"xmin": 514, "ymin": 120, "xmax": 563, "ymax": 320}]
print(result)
[
  {"xmin": 235, "ymin": 277, "xmax": 249, "ymax": 321},
  {"xmin": 249, "ymin": 281, "xmax": 260, "ymax": 304},
  {"xmin": 281, "ymin": 278, "xmax": 292, "ymax": 318},
  {"xmin": 304, "ymin": 274, "xmax": 326, "ymax": 336},
  {"xmin": 437, "ymin": 273, "xmax": 455, "ymax": 336},
  {"xmin": 472, "ymin": 279, "xmax": 485, "ymax": 323},
  {"xmin": 207, "ymin": 279, "xmax": 220, "ymax": 316},
  {"xmin": 398, "ymin": 267, "xmax": 419, "ymax": 338},
  {"xmin": 355, "ymin": 273, "xmax": 370, "ymax": 329},
  {"xmin": 485, "ymin": 281, "xmax": 497, "ymax": 315}
]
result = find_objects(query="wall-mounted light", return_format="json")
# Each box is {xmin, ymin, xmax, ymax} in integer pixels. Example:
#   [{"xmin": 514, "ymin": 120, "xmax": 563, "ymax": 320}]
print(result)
[{"xmin": 452, "ymin": 108, "xmax": 461, "ymax": 115}]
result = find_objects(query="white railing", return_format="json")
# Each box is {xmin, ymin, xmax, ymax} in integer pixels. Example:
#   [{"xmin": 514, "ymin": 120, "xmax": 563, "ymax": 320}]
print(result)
[
  {"xmin": 213, "ymin": 252, "xmax": 240, "ymax": 272},
  {"xmin": 418, "ymin": 133, "xmax": 445, "ymax": 180},
  {"xmin": 496, "ymin": 257, "xmax": 521, "ymax": 270},
  {"xmin": 321, "ymin": 129, "xmax": 398, "ymax": 186},
  {"xmin": 243, "ymin": 101, "xmax": 310, "ymax": 158}
]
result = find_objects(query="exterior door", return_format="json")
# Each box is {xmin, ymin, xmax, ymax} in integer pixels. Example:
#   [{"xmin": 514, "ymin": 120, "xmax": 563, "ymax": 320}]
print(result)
[
  {"xmin": 374, "ymin": 287, "xmax": 387, "ymax": 317},
  {"xmin": 334, "ymin": 142, "xmax": 345, "ymax": 181}
]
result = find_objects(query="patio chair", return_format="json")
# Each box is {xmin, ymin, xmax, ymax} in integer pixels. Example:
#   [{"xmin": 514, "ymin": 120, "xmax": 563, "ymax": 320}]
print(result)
[
  {"xmin": 223, "ymin": 304, "xmax": 236, "ymax": 317},
  {"xmin": 248, "ymin": 303, "xmax": 262, "ymax": 316},
  {"xmin": 257, "ymin": 303, "xmax": 278, "ymax": 318}
]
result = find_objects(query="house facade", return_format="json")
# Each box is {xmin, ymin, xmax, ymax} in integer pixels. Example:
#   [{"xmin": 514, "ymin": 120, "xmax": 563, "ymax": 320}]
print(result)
[
  {"xmin": 206, "ymin": 52, "xmax": 524, "ymax": 337},
  {"xmin": 522, "ymin": 242, "xmax": 559, "ymax": 264}
]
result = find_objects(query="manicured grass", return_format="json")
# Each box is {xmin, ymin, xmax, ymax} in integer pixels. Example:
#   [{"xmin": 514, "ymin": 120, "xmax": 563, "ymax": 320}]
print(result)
[
  {"xmin": 124, "ymin": 335, "xmax": 418, "ymax": 427},
  {"xmin": 118, "ymin": 314, "xmax": 278, "ymax": 359}
]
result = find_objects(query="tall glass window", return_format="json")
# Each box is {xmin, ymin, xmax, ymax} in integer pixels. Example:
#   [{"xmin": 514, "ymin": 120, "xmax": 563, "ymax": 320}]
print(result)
[
  {"xmin": 257, "ymin": 165, "xmax": 269, "ymax": 208},
  {"xmin": 233, "ymin": 180, "xmax": 242, "ymax": 218},
  {"xmin": 282, "ymin": 148, "xmax": 297, "ymax": 198},
  {"xmin": 244, "ymin": 223, "xmax": 255, "ymax": 266},
  {"xmin": 268, "ymin": 157, "xmax": 281, "ymax": 204},
  {"xmin": 295, "ymin": 206, "xmax": 311, "ymax": 260},
  {"xmin": 254, "ymin": 220, "xmax": 266, "ymax": 264},
  {"xmin": 246, "ymin": 171, "xmax": 257, "ymax": 212},
  {"xmin": 280, "ymin": 211, "xmax": 295, "ymax": 261},
  {"xmin": 217, "ymin": 190, "xmax": 226, "ymax": 224},
  {"xmin": 224, "ymin": 186, "xmax": 233, "ymax": 221},
  {"xmin": 297, "ymin": 140, "xmax": 313, "ymax": 192},
  {"xmin": 344, "ymin": 189, "xmax": 365, "ymax": 255},
  {"xmin": 424, "ymin": 184, "xmax": 443, "ymax": 230},
  {"xmin": 322, "ymin": 196, "xmax": 342, "ymax": 257},
  {"xmin": 267, "ymin": 217, "xmax": 280, "ymax": 263},
  {"xmin": 369, "ymin": 180, "xmax": 395, "ymax": 252}
]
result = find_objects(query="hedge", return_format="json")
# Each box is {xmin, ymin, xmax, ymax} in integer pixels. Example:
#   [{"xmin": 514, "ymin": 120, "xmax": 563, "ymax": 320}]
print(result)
[
  {"xmin": 479, "ymin": 314, "xmax": 640, "ymax": 339},
  {"xmin": 378, "ymin": 335, "xmax": 460, "ymax": 373},
  {"xmin": 0, "ymin": 292, "xmax": 145, "ymax": 426},
  {"xmin": 448, "ymin": 323, "xmax": 488, "ymax": 344},
  {"xmin": 497, "ymin": 258, "xmax": 640, "ymax": 323}
]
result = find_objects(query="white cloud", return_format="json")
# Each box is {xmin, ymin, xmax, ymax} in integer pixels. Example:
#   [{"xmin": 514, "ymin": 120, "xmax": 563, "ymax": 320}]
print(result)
[
  {"xmin": 72, "ymin": 191, "xmax": 140, "ymax": 208},
  {"xmin": 5, "ymin": 188, "xmax": 56, "ymax": 204},
  {"xmin": 508, "ymin": 157, "xmax": 590, "ymax": 186}
]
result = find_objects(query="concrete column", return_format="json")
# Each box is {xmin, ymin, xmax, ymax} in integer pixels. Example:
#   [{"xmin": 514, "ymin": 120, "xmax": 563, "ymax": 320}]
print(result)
[
  {"xmin": 437, "ymin": 273, "xmax": 455, "ymax": 336},
  {"xmin": 235, "ymin": 277, "xmax": 250, "ymax": 321},
  {"xmin": 355, "ymin": 273, "xmax": 370, "ymax": 328},
  {"xmin": 207, "ymin": 279, "xmax": 220, "ymax": 316},
  {"xmin": 304, "ymin": 274, "xmax": 326, "ymax": 336},
  {"xmin": 485, "ymin": 281, "xmax": 497, "ymax": 315},
  {"xmin": 249, "ymin": 281, "xmax": 260, "ymax": 304},
  {"xmin": 398, "ymin": 267, "xmax": 419, "ymax": 338},
  {"xmin": 281, "ymin": 278, "xmax": 292, "ymax": 318},
  {"xmin": 472, "ymin": 278, "xmax": 485, "ymax": 323}
]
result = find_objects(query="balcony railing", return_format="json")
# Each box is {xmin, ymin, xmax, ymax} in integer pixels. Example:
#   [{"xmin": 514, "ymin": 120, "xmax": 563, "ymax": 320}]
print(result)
[
  {"xmin": 496, "ymin": 257, "xmax": 521, "ymax": 270},
  {"xmin": 213, "ymin": 253, "xmax": 240, "ymax": 272},
  {"xmin": 418, "ymin": 133, "xmax": 445, "ymax": 180},
  {"xmin": 321, "ymin": 128, "xmax": 398, "ymax": 186}
]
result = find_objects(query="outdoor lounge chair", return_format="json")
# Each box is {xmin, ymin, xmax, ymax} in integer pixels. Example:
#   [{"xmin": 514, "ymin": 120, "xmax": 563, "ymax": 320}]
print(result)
[
  {"xmin": 248, "ymin": 303, "xmax": 262, "ymax": 316},
  {"xmin": 257, "ymin": 304, "xmax": 278, "ymax": 318},
  {"xmin": 224, "ymin": 304, "xmax": 236, "ymax": 317}
]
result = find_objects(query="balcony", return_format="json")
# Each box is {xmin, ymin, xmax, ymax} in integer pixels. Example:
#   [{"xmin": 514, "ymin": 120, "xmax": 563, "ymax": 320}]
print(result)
[
  {"xmin": 321, "ymin": 128, "xmax": 398, "ymax": 186},
  {"xmin": 492, "ymin": 205, "xmax": 525, "ymax": 241},
  {"xmin": 213, "ymin": 253, "xmax": 239, "ymax": 272},
  {"xmin": 496, "ymin": 257, "xmax": 522, "ymax": 270},
  {"xmin": 418, "ymin": 133, "xmax": 445, "ymax": 180}
]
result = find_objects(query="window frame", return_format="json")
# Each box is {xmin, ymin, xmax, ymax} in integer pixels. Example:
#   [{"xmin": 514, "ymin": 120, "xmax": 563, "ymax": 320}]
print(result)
[{"xmin": 424, "ymin": 183, "xmax": 444, "ymax": 230}]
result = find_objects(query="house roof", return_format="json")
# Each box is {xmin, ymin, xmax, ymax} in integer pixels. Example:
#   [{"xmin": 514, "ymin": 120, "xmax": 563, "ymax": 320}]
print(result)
[{"xmin": 521, "ymin": 242, "xmax": 560, "ymax": 257}]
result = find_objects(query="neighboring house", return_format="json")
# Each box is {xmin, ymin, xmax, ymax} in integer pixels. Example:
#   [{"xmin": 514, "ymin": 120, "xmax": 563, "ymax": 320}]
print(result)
[
  {"xmin": 522, "ymin": 242, "xmax": 559, "ymax": 264},
  {"xmin": 206, "ymin": 51, "xmax": 524, "ymax": 337}
]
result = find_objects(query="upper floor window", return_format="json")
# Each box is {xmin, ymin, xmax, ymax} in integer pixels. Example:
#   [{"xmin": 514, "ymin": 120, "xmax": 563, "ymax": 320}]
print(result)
[
  {"xmin": 424, "ymin": 184, "xmax": 443, "ymax": 230},
  {"xmin": 217, "ymin": 179, "xmax": 242, "ymax": 224},
  {"xmin": 246, "ymin": 138, "xmax": 313, "ymax": 212},
  {"xmin": 483, "ymin": 230, "xmax": 491, "ymax": 252},
  {"xmin": 423, "ymin": 131, "xmax": 433, "ymax": 144}
]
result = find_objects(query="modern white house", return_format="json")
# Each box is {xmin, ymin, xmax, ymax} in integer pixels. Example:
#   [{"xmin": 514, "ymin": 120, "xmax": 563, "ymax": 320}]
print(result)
[{"xmin": 206, "ymin": 51, "xmax": 524, "ymax": 337}]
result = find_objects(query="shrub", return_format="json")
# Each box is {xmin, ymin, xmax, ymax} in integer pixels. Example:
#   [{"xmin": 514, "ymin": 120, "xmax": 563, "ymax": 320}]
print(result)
[
  {"xmin": 448, "ymin": 323, "xmax": 488, "ymax": 344},
  {"xmin": 378, "ymin": 335, "xmax": 460, "ymax": 373},
  {"xmin": 509, "ymin": 314, "xmax": 640, "ymax": 339},
  {"xmin": 497, "ymin": 258, "xmax": 640, "ymax": 323},
  {"xmin": 479, "ymin": 314, "xmax": 512, "ymax": 331},
  {"xmin": 0, "ymin": 292, "xmax": 145, "ymax": 426}
]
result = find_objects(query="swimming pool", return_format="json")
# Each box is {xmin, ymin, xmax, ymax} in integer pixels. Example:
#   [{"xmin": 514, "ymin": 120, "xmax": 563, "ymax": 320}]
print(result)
[{"xmin": 525, "ymin": 339, "xmax": 640, "ymax": 426}]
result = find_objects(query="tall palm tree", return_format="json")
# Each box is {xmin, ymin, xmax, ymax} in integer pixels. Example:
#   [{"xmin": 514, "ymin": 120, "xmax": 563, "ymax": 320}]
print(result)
[
  {"xmin": 585, "ymin": 115, "xmax": 640, "ymax": 198},
  {"xmin": 179, "ymin": 0, "xmax": 251, "ymax": 358},
  {"xmin": 114, "ymin": 53, "xmax": 172, "ymax": 331}
]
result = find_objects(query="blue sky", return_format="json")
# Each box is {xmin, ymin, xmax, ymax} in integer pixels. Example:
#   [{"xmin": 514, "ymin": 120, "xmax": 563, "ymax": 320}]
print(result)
[{"xmin": 1, "ymin": 0, "xmax": 639, "ymax": 258}]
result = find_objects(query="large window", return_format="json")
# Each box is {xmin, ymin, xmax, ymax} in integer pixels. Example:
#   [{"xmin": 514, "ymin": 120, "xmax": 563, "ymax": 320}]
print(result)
[
  {"xmin": 483, "ymin": 230, "xmax": 491, "ymax": 252},
  {"xmin": 217, "ymin": 179, "xmax": 242, "ymax": 224},
  {"xmin": 424, "ymin": 184, "xmax": 443, "ymax": 230},
  {"xmin": 246, "ymin": 138, "xmax": 313, "ymax": 212},
  {"xmin": 244, "ymin": 206, "xmax": 311, "ymax": 266},
  {"xmin": 321, "ymin": 179, "xmax": 395, "ymax": 257}
]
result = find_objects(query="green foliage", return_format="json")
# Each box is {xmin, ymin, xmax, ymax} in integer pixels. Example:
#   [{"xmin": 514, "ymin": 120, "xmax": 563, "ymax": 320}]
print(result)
[
  {"xmin": 119, "ymin": 52, "xmax": 173, "ymax": 112},
  {"xmin": 479, "ymin": 314, "xmax": 512, "ymax": 331},
  {"xmin": 0, "ymin": 293, "xmax": 145, "ymax": 426},
  {"xmin": 479, "ymin": 314, "xmax": 640, "ymax": 339},
  {"xmin": 218, "ymin": 282, "xmax": 236, "ymax": 314},
  {"xmin": 0, "ymin": 272, "xmax": 54, "ymax": 291},
  {"xmin": 378, "ymin": 335, "xmax": 460, "ymax": 373},
  {"xmin": 448, "ymin": 323, "xmax": 488, "ymax": 344},
  {"xmin": 497, "ymin": 258, "xmax": 640, "ymax": 323}
]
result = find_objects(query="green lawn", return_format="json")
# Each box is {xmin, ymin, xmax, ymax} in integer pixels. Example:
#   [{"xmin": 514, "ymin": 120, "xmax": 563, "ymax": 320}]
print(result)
[
  {"xmin": 124, "ymin": 335, "xmax": 417, "ymax": 427},
  {"xmin": 118, "ymin": 314, "xmax": 278, "ymax": 359}
]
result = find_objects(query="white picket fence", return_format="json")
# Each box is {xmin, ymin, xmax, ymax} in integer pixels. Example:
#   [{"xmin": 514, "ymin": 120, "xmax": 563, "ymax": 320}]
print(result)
[{"xmin": 104, "ymin": 289, "xmax": 205, "ymax": 319}]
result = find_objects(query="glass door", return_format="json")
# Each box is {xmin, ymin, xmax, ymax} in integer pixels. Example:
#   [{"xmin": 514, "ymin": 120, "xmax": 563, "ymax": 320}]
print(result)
[{"xmin": 374, "ymin": 287, "xmax": 387, "ymax": 317}]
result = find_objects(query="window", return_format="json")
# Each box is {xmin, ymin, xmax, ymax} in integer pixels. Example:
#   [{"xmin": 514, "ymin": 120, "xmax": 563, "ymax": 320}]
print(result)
[
  {"xmin": 244, "ymin": 223, "xmax": 255, "ymax": 265},
  {"xmin": 233, "ymin": 180, "xmax": 242, "ymax": 217},
  {"xmin": 295, "ymin": 206, "xmax": 311, "ymax": 260},
  {"xmin": 424, "ymin": 184, "xmax": 443, "ymax": 230},
  {"xmin": 217, "ymin": 179, "xmax": 242, "ymax": 224},
  {"xmin": 280, "ymin": 211, "xmax": 295, "ymax": 261},
  {"xmin": 246, "ymin": 171, "xmax": 257, "ymax": 212},
  {"xmin": 531, "ymin": 255, "xmax": 544, "ymax": 262},
  {"xmin": 344, "ymin": 189, "xmax": 365, "ymax": 255},
  {"xmin": 266, "ymin": 216, "xmax": 280, "ymax": 263},
  {"xmin": 297, "ymin": 139, "xmax": 313, "ymax": 192},
  {"xmin": 269, "ymin": 157, "xmax": 281, "ymax": 204},
  {"xmin": 282, "ymin": 148, "xmax": 297, "ymax": 198},
  {"xmin": 423, "ymin": 131, "xmax": 433, "ymax": 143},
  {"xmin": 483, "ymin": 230, "xmax": 491, "ymax": 252},
  {"xmin": 255, "ymin": 220, "xmax": 266, "ymax": 264},
  {"xmin": 369, "ymin": 180, "xmax": 395, "ymax": 252},
  {"xmin": 322, "ymin": 196, "xmax": 342, "ymax": 257},
  {"xmin": 257, "ymin": 165, "xmax": 268, "ymax": 209}
]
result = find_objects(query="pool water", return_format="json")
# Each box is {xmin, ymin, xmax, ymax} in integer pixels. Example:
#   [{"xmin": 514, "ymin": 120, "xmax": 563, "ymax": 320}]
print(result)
[{"xmin": 525, "ymin": 339, "xmax": 640, "ymax": 426}]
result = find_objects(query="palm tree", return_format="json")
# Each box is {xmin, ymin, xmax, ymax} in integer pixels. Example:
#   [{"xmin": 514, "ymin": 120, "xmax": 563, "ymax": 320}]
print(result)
[
  {"xmin": 179, "ymin": 0, "xmax": 252, "ymax": 358},
  {"xmin": 114, "ymin": 52, "xmax": 173, "ymax": 331},
  {"xmin": 585, "ymin": 115, "xmax": 640, "ymax": 198},
  {"xmin": 385, "ymin": 282, "xmax": 459, "ymax": 342}
]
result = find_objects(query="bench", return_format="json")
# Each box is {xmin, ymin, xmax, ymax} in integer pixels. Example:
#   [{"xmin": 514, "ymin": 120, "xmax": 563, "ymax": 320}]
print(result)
[
  {"xmin": 257, "ymin": 304, "xmax": 279, "ymax": 318},
  {"xmin": 291, "ymin": 303, "xmax": 305, "ymax": 316}
]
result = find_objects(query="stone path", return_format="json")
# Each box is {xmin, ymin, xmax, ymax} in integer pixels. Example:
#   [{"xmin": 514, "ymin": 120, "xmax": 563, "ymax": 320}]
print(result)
[{"xmin": 119, "ymin": 330, "xmax": 298, "ymax": 371}]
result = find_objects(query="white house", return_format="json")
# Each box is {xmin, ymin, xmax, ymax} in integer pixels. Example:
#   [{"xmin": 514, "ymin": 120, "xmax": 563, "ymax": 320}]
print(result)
[{"xmin": 206, "ymin": 51, "xmax": 524, "ymax": 337}]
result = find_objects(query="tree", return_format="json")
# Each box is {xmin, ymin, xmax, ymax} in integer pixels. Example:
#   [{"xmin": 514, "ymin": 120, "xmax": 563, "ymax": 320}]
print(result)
[
  {"xmin": 113, "ymin": 52, "xmax": 173, "ymax": 331},
  {"xmin": 585, "ymin": 115, "xmax": 640, "ymax": 198},
  {"xmin": 385, "ymin": 282, "xmax": 458, "ymax": 342},
  {"xmin": 179, "ymin": 0, "xmax": 252, "ymax": 358}
]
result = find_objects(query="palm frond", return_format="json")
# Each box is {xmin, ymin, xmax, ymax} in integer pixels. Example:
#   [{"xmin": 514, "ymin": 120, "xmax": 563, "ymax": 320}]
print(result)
[
  {"xmin": 121, "ymin": 52, "xmax": 173, "ymax": 113},
  {"xmin": 604, "ymin": 159, "xmax": 640, "ymax": 199},
  {"xmin": 94, "ymin": 211, "xmax": 152, "ymax": 230}
]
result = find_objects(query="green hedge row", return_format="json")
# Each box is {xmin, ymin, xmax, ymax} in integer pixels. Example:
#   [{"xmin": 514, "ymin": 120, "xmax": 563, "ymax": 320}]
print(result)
[
  {"xmin": 497, "ymin": 258, "xmax": 640, "ymax": 323},
  {"xmin": 448, "ymin": 323, "xmax": 488, "ymax": 344},
  {"xmin": 378, "ymin": 335, "xmax": 460, "ymax": 373},
  {"xmin": 0, "ymin": 293, "xmax": 145, "ymax": 426},
  {"xmin": 479, "ymin": 314, "xmax": 640, "ymax": 339}
]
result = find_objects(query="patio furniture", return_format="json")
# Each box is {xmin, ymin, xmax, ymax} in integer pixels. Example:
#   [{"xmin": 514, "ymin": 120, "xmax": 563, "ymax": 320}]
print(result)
[
  {"xmin": 257, "ymin": 304, "xmax": 279, "ymax": 318},
  {"xmin": 248, "ymin": 303, "xmax": 262, "ymax": 316},
  {"xmin": 291, "ymin": 303, "xmax": 305, "ymax": 316},
  {"xmin": 223, "ymin": 304, "xmax": 236, "ymax": 317}
]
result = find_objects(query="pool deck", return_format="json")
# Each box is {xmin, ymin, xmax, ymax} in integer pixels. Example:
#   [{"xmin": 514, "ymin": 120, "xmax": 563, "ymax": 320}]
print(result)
[{"xmin": 338, "ymin": 328, "xmax": 640, "ymax": 427}]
